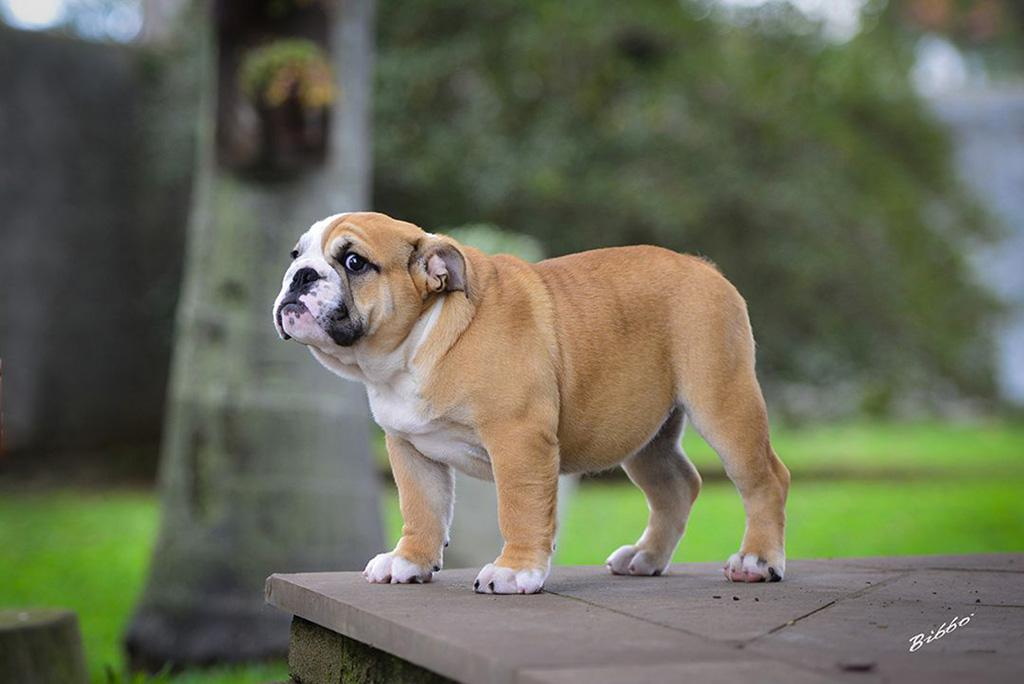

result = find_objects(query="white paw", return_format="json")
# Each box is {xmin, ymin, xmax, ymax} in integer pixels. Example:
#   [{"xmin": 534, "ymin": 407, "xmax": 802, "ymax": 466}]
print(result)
[
  {"xmin": 363, "ymin": 551, "xmax": 435, "ymax": 584},
  {"xmin": 723, "ymin": 551, "xmax": 784, "ymax": 582},
  {"xmin": 473, "ymin": 562, "xmax": 549, "ymax": 594},
  {"xmin": 606, "ymin": 545, "xmax": 669, "ymax": 576}
]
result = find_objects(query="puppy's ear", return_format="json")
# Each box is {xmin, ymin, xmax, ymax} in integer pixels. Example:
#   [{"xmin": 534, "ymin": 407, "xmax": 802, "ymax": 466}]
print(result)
[{"xmin": 415, "ymin": 238, "xmax": 468, "ymax": 295}]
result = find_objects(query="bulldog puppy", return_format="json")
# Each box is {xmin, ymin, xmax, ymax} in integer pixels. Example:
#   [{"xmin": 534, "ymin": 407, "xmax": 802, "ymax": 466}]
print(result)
[{"xmin": 273, "ymin": 212, "xmax": 790, "ymax": 594}]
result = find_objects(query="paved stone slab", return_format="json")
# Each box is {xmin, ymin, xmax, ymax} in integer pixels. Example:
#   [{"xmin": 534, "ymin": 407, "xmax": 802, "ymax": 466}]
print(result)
[
  {"xmin": 746, "ymin": 567, "xmax": 1024, "ymax": 682},
  {"xmin": 822, "ymin": 552, "xmax": 1024, "ymax": 574},
  {"xmin": 267, "ymin": 555, "xmax": 1024, "ymax": 684},
  {"xmin": 546, "ymin": 562, "xmax": 901, "ymax": 642},
  {"xmin": 267, "ymin": 569, "xmax": 743, "ymax": 684}
]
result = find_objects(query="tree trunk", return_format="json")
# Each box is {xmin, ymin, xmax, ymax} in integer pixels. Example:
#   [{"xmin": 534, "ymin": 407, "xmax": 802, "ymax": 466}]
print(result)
[{"xmin": 125, "ymin": 0, "xmax": 381, "ymax": 670}]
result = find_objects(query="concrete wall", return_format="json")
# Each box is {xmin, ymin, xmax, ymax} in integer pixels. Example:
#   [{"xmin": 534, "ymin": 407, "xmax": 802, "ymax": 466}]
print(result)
[{"xmin": 0, "ymin": 25, "xmax": 191, "ymax": 457}]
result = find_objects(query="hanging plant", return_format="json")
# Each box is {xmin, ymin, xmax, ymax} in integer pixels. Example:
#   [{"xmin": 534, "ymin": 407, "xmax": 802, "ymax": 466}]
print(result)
[
  {"xmin": 230, "ymin": 38, "xmax": 335, "ymax": 177},
  {"xmin": 239, "ymin": 39, "xmax": 335, "ymax": 110}
]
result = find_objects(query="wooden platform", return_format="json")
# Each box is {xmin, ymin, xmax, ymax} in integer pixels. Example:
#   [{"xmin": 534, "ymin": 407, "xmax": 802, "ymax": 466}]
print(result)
[{"xmin": 266, "ymin": 554, "xmax": 1024, "ymax": 683}]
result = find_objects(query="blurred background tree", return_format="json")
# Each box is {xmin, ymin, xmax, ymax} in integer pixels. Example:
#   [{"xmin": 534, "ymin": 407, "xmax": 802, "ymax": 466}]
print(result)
[
  {"xmin": 123, "ymin": 0, "xmax": 383, "ymax": 671},
  {"xmin": 373, "ymin": 0, "xmax": 1007, "ymax": 416}
]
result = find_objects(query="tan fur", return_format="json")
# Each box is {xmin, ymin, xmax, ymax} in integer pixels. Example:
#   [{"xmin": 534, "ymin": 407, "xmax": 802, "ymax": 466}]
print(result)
[{"xmin": 302, "ymin": 212, "xmax": 789, "ymax": 589}]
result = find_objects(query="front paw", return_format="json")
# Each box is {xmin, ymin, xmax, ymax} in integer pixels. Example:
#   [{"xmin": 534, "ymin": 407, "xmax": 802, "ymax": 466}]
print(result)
[
  {"xmin": 363, "ymin": 551, "xmax": 435, "ymax": 585},
  {"xmin": 473, "ymin": 562, "xmax": 548, "ymax": 595}
]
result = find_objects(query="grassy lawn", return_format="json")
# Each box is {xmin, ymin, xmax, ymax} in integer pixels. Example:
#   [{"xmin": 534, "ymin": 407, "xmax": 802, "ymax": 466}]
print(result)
[
  {"xmin": 679, "ymin": 420, "xmax": 1024, "ymax": 477},
  {"xmin": 2, "ymin": 421, "xmax": 1022, "ymax": 682},
  {"xmin": 0, "ymin": 491, "xmax": 158, "ymax": 682},
  {"xmin": 556, "ymin": 479, "xmax": 1024, "ymax": 565},
  {"xmin": 0, "ymin": 491, "xmax": 286, "ymax": 684}
]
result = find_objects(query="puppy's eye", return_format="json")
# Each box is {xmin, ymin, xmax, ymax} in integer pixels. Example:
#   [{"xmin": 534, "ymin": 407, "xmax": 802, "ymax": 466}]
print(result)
[
  {"xmin": 344, "ymin": 252, "xmax": 369, "ymax": 274},
  {"xmin": 290, "ymin": 249, "xmax": 299, "ymax": 260}
]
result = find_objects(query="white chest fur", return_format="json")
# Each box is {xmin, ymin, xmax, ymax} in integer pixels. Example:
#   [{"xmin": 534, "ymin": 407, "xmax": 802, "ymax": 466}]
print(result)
[
  {"xmin": 311, "ymin": 298, "xmax": 492, "ymax": 479},
  {"xmin": 367, "ymin": 379, "xmax": 493, "ymax": 481}
]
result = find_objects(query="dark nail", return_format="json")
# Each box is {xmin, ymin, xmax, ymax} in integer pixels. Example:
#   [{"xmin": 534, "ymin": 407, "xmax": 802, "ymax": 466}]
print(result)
[
  {"xmin": 444, "ymin": 540, "xmax": 449, "ymax": 548},
  {"xmin": 768, "ymin": 567, "xmax": 781, "ymax": 582},
  {"xmin": 474, "ymin": 580, "xmax": 480, "ymax": 590},
  {"xmin": 488, "ymin": 581, "xmax": 495, "ymax": 591},
  {"xmin": 433, "ymin": 565, "xmax": 440, "ymax": 572}
]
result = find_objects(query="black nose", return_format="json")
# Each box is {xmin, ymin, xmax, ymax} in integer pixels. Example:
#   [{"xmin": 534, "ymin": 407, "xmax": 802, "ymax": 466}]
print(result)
[{"xmin": 290, "ymin": 267, "xmax": 320, "ymax": 292}]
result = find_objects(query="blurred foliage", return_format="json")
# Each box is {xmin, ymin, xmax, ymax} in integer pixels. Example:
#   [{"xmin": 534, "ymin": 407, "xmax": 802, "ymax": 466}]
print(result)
[
  {"xmin": 0, "ymin": 0, "xmax": 143, "ymax": 42},
  {"xmin": 239, "ymin": 38, "xmax": 334, "ymax": 109},
  {"xmin": 446, "ymin": 223, "xmax": 546, "ymax": 262},
  {"xmin": 373, "ymin": 0, "xmax": 1001, "ymax": 409},
  {"xmin": 898, "ymin": 0, "xmax": 1024, "ymax": 75}
]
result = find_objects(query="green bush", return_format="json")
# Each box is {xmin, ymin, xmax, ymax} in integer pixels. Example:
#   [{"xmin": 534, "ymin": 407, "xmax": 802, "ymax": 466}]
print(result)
[
  {"xmin": 373, "ymin": 0, "xmax": 1000, "ymax": 408},
  {"xmin": 446, "ymin": 223, "xmax": 545, "ymax": 262}
]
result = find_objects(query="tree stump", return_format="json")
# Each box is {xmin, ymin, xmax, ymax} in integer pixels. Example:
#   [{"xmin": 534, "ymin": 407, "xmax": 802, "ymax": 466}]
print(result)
[{"xmin": 0, "ymin": 609, "xmax": 88, "ymax": 684}]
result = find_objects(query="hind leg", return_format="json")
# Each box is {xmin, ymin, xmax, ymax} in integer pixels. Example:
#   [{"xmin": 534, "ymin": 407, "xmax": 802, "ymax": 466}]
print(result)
[
  {"xmin": 607, "ymin": 409, "xmax": 702, "ymax": 576},
  {"xmin": 686, "ymin": 374, "xmax": 790, "ymax": 582}
]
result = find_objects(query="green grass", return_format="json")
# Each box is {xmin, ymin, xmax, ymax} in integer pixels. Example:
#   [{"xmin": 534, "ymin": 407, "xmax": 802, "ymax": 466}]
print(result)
[
  {"xmin": 0, "ymin": 491, "xmax": 157, "ymax": 682},
  {"xmin": 557, "ymin": 420, "xmax": 1023, "ymax": 563},
  {"xmin": 680, "ymin": 420, "xmax": 1024, "ymax": 476},
  {"xmin": 2, "ymin": 421, "xmax": 1022, "ymax": 682},
  {"xmin": 0, "ymin": 491, "xmax": 287, "ymax": 684},
  {"xmin": 556, "ymin": 479, "xmax": 1024, "ymax": 565}
]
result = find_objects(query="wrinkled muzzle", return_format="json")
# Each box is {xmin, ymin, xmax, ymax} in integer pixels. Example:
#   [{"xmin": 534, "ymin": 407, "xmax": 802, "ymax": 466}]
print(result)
[{"xmin": 273, "ymin": 266, "xmax": 362, "ymax": 347}]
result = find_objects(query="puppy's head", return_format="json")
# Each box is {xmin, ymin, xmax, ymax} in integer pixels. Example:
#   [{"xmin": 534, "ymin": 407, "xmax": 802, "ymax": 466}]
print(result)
[{"xmin": 273, "ymin": 212, "xmax": 467, "ymax": 353}]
